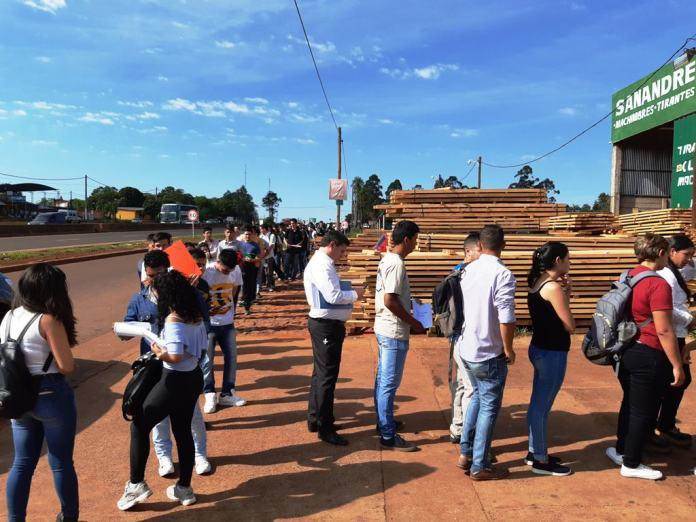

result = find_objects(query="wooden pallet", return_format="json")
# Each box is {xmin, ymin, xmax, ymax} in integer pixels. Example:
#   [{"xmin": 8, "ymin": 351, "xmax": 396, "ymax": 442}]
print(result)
[
  {"xmin": 617, "ymin": 209, "xmax": 693, "ymax": 237},
  {"xmin": 416, "ymin": 233, "xmax": 636, "ymax": 252},
  {"xmin": 547, "ymin": 213, "xmax": 618, "ymax": 234}
]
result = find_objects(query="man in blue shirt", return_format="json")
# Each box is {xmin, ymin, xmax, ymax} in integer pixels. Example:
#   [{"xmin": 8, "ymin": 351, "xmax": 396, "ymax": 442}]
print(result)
[{"xmin": 238, "ymin": 226, "xmax": 262, "ymax": 315}]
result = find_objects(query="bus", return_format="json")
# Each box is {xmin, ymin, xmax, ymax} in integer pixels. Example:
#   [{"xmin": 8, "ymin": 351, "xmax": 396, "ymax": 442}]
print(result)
[{"xmin": 160, "ymin": 203, "xmax": 198, "ymax": 224}]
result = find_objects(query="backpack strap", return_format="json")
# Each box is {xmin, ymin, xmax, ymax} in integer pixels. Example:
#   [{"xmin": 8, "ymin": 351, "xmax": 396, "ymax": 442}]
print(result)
[
  {"xmin": 4, "ymin": 310, "xmax": 12, "ymax": 341},
  {"xmin": 13, "ymin": 313, "xmax": 53, "ymax": 373},
  {"xmin": 627, "ymin": 270, "xmax": 660, "ymax": 288}
]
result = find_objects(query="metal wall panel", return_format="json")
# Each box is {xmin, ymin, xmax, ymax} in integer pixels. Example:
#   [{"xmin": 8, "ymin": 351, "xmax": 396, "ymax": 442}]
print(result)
[{"xmin": 619, "ymin": 147, "xmax": 671, "ymax": 197}]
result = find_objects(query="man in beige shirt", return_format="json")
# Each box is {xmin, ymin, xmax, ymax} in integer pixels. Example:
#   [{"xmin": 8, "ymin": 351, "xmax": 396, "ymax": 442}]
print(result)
[{"xmin": 374, "ymin": 220, "xmax": 425, "ymax": 452}]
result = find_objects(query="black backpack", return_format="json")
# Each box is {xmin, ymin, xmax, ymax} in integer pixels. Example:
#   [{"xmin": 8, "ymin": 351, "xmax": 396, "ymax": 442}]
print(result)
[
  {"xmin": 122, "ymin": 351, "xmax": 162, "ymax": 421},
  {"xmin": 432, "ymin": 265, "xmax": 465, "ymax": 338},
  {"xmin": 0, "ymin": 313, "xmax": 53, "ymax": 419}
]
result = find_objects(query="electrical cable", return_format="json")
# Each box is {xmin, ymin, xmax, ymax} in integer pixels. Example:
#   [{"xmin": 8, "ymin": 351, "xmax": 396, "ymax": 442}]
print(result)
[
  {"xmin": 460, "ymin": 159, "xmax": 478, "ymax": 183},
  {"xmin": 292, "ymin": 0, "xmax": 339, "ymax": 130},
  {"xmin": 0, "ymin": 171, "xmax": 83, "ymax": 181},
  {"xmin": 87, "ymin": 175, "xmax": 112, "ymax": 187},
  {"xmin": 481, "ymin": 35, "xmax": 696, "ymax": 169}
]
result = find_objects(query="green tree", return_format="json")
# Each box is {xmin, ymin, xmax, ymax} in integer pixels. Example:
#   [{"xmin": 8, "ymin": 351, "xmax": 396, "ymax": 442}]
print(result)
[
  {"xmin": 351, "ymin": 176, "xmax": 365, "ymax": 227},
  {"xmin": 157, "ymin": 186, "xmax": 195, "ymax": 205},
  {"xmin": 385, "ymin": 179, "xmax": 402, "ymax": 200},
  {"xmin": 592, "ymin": 192, "xmax": 611, "ymax": 212},
  {"xmin": 143, "ymin": 194, "xmax": 160, "ymax": 221},
  {"xmin": 262, "ymin": 191, "xmax": 282, "ymax": 222},
  {"xmin": 87, "ymin": 186, "xmax": 119, "ymax": 218},
  {"xmin": 434, "ymin": 175, "xmax": 465, "ymax": 189},
  {"xmin": 194, "ymin": 195, "xmax": 220, "ymax": 220},
  {"xmin": 117, "ymin": 186, "xmax": 145, "ymax": 207},
  {"xmin": 508, "ymin": 165, "xmax": 559, "ymax": 202},
  {"xmin": 411, "ymin": 184, "xmax": 423, "ymax": 190},
  {"xmin": 218, "ymin": 186, "xmax": 257, "ymax": 224}
]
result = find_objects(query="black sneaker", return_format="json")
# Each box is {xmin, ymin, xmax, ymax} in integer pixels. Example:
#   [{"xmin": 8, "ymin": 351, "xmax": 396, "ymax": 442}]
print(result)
[
  {"xmin": 644, "ymin": 434, "xmax": 672, "ymax": 455},
  {"xmin": 657, "ymin": 427, "xmax": 692, "ymax": 449},
  {"xmin": 524, "ymin": 452, "xmax": 562, "ymax": 466},
  {"xmin": 531, "ymin": 460, "xmax": 572, "ymax": 476},
  {"xmin": 380, "ymin": 434, "xmax": 417, "ymax": 452}
]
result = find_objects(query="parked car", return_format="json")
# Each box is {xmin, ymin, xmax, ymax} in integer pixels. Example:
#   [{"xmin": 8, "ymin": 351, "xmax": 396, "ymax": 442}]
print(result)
[
  {"xmin": 204, "ymin": 218, "xmax": 220, "ymax": 224},
  {"xmin": 131, "ymin": 218, "xmax": 143, "ymax": 224},
  {"xmin": 58, "ymin": 209, "xmax": 83, "ymax": 223},
  {"xmin": 28, "ymin": 212, "xmax": 67, "ymax": 225}
]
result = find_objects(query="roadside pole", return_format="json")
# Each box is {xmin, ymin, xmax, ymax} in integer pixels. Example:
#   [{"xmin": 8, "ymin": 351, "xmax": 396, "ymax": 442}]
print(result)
[{"xmin": 337, "ymin": 126, "xmax": 342, "ymax": 228}]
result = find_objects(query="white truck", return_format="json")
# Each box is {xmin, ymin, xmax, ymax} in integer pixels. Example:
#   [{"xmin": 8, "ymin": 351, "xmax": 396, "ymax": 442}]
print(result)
[{"xmin": 58, "ymin": 209, "xmax": 83, "ymax": 223}]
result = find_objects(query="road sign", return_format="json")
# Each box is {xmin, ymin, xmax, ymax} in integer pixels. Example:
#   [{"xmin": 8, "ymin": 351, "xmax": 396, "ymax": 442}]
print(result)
[{"xmin": 187, "ymin": 209, "xmax": 199, "ymax": 222}]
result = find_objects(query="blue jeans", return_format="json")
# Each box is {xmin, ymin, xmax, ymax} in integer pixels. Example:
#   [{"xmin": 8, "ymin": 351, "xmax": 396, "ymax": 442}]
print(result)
[
  {"xmin": 205, "ymin": 324, "xmax": 237, "ymax": 395},
  {"xmin": 460, "ymin": 355, "xmax": 508, "ymax": 473},
  {"xmin": 7, "ymin": 374, "xmax": 79, "ymax": 522},
  {"xmin": 152, "ymin": 403, "xmax": 207, "ymax": 459},
  {"xmin": 374, "ymin": 334, "xmax": 409, "ymax": 439},
  {"xmin": 526, "ymin": 345, "xmax": 568, "ymax": 461}
]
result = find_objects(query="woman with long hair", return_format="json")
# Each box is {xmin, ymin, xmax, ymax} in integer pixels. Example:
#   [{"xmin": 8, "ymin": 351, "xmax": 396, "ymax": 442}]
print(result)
[
  {"xmin": 525, "ymin": 241, "xmax": 574, "ymax": 476},
  {"xmin": 117, "ymin": 270, "xmax": 205, "ymax": 511},
  {"xmin": 1, "ymin": 263, "xmax": 78, "ymax": 522},
  {"xmin": 655, "ymin": 234, "xmax": 694, "ymax": 447},
  {"xmin": 605, "ymin": 233, "xmax": 685, "ymax": 480}
]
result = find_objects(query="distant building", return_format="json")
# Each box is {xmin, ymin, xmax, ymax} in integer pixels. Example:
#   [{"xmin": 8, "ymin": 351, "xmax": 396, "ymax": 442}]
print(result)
[
  {"xmin": 610, "ymin": 49, "xmax": 696, "ymax": 213},
  {"xmin": 116, "ymin": 207, "xmax": 144, "ymax": 221}
]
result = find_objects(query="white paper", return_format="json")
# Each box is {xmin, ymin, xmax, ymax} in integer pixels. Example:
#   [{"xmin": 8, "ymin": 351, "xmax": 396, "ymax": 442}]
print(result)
[
  {"xmin": 113, "ymin": 322, "xmax": 165, "ymax": 347},
  {"xmin": 412, "ymin": 300, "xmax": 433, "ymax": 329}
]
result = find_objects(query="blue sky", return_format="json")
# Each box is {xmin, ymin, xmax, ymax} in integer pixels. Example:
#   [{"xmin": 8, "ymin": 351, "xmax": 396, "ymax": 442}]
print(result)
[{"xmin": 1, "ymin": 0, "xmax": 696, "ymax": 221}]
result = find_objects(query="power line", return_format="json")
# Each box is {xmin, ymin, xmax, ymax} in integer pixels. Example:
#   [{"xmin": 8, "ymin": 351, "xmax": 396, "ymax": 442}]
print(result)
[
  {"xmin": 291, "ymin": 0, "xmax": 339, "ymax": 129},
  {"xmin": 482, "ymin": 35, "xmax": 696, "ymax": 169},
  {"xmin": 461, "ymin": 159, "xmax": 478, "ymax": 183},
  {"xmin": 0, "ymin": 171, "xmax": 83, "ymax": 181},
  {"xmin": 87, "ymin": 175, "xmax": 112, "ymax": 187}
]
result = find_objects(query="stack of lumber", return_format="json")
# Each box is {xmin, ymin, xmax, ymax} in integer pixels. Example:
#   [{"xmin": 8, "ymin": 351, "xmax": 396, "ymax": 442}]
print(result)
[
  {"xmin": 617, "ymin": 209, "xmax": 693, "ymax": 237},
  {"xmin": 417, "ymin": 233, "xmax": 636, "ymax": 252},
  {"xmin": 375, "ymin": 188, "xmax": 567, "ymax": 233},
  {"xmin": 344, "ymin": 248, "xmax": 637, "ymax": 330},
  {"xmin": 547, "ymin": 213, "xmax": 618, "ymax": 235}
]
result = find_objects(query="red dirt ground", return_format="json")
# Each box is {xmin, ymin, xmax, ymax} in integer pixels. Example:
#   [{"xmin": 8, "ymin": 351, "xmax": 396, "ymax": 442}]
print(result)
[{"xmin": 0, "ymin": 273, "xmax": 694, "ymax": 521}]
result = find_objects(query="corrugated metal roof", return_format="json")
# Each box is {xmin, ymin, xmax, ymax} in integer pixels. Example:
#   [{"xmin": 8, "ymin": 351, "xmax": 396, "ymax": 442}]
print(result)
[{"xmin": 619, "ymin": 147, "xmax": 671, "ymax": 197}]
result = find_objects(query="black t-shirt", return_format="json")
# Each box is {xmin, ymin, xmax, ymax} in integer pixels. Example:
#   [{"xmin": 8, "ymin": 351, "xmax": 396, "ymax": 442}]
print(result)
[{"xmin": 528, "ymin": 282, "xmax": 571, "ymax": 351}]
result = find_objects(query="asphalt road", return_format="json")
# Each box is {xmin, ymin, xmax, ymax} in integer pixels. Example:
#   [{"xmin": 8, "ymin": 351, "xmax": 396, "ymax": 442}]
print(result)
[
  {"xmin": 6, "ymin": 252, "xmax": 143, "ymax": 342},
  {"xmin": 0, "ymin": 225, "xmax": 222, "ymax": 252}
]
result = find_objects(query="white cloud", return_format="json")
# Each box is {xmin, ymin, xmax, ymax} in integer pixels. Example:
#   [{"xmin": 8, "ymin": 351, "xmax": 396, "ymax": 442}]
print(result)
[
  {"xmin": 157, "ymin": 75, "xmax": 169, "ymax": 82},
  {"xmin": 30, "ymin": 101, "xmax": 76, "ymax": 110},
  {"xmin": 280, "ymin": 158, "xmax": 290, "ymax": 164},
  {"xmin": 450, "ymin": 128, "xmax": 478, "ymax": 138},
  {"xmin": 13, "ymin": 110, "xmax": 27, "ymax": 116},
  {"xmin": 118, "ymin": 100, "xmax": 153, "ymax": 108},
  {"xmin": 570, "ymin": 2, "xmax": 586, "ymax": 10},
  {"xmin": 223, "ymin": 101, "xmax": 249, "ymax": 113},
  {"xmin": 163, "ymin": 98, "xmax": 197, "ymax": 111},
  {"xmin": 287, "ymin": 101, "xmax": 299, "ymax": 109},
  {"xmin": 35, "ymin": 56, "xmax": 51, "ymax": 63},
  {"xmin": 144, "ymin": 47, "xmax": 163, "ymax": 55},
  {"xmin": 22, "ymin": 0, "xmax": 66, "ymax": 14},
  {"xmin": 245, "ymin": 97, "xmax": 269, "ymax": 104},
  {"xmin": 559, "ymin": 107, "xmax": 578, "ymax": 116},
  {"xmin": 158, "ymin": 154, "xmax": 170, "ymax": 159},
  {"xmin": 295, "ymin": 138, "xmax": 316, "ymax": 145},
  {"xmin": 172, "ymin": 21, "xmax": 189, "ymax": 29},
  {"xmin": 378, "ymin": 118, "xmax": 394, "ymax": 125},
  {"xmin": 520, "ymin": 154, "xmax": 538, "ymax": 161},
  {"xmin": 381, "ymin": 63, "xmax": 460, "ymax": 80},
  {"xmin": 137, "ymin": 111, "xmax": 159, "ymax": 120},
  {"xmin": 290, "ymin": 113, "xmax": 322, "ymax": 124},
  {"xmin": 31, "ymin": 139, "xmax": 57, "ymax": 146},
  {"xmin": 78, "ymin": 112, "xmax": 114, "ymax": 125},
  {"xmin": 287, "ymin": 34, "xmax": 335, "ymax": 54},
  {"xmin": 215, "ymin": 40, "xmax": 237, "ymax": 49}
]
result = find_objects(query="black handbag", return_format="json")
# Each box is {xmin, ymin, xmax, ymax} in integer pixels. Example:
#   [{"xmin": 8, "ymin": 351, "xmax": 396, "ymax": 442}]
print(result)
[
  {"xmin": 0, "ymin": 313, "xmax": 53, "ymax": 419},
  {"xmin": 122, "ymin": 351, "xmax": 162, "ymax": 421}
]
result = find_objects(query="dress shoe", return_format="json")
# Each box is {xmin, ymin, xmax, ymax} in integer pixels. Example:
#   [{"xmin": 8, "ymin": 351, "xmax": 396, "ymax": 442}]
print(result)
[
  {"xmin": 457, "ymin": 455, "xmax": 472, "ymax": 474},
  {"xmin": 308, "ymin": 422, "xmax": 344, "ymax": 433},
  {"xmin": 319, "ymin": 430, "xmax": 348, "ymax": 446}
]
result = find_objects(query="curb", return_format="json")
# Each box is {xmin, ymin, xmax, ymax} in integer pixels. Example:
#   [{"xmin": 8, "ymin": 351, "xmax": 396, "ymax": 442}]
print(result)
[{"xmin": 0, "ymin": 247, "xmax": 147, "ymax": 273}]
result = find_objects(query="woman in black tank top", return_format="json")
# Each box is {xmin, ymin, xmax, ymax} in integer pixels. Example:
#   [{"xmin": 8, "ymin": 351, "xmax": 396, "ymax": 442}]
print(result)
[{"xmin": 525, "ymin": 242, "xmax": 575, "ymax": 477}]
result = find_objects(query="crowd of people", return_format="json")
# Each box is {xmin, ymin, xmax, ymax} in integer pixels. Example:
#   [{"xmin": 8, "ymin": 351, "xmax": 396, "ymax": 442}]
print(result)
[{"xmin": 0, "ymin": 219, "xmax": 693, "ymax": 520}]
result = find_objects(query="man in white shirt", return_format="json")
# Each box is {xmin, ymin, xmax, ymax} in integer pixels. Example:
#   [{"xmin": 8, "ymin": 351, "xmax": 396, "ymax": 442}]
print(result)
[
  {"xmin": 260, "ymin": 224, "xmax": 277, "ymax": 292},
  {"xmin": 373, "ymin": 220, "xmax": 425, "ymax": 452},
  {"xmin": 455, "ymin": 224, "xmax": 516, "ymax": 480},
  {"xmin": 200, "ymin": 226, "xmax": 220, "ymax": 260},
  {"xmin": 304, "ymin": 230, "xmax": 364, "ymax": 445}
]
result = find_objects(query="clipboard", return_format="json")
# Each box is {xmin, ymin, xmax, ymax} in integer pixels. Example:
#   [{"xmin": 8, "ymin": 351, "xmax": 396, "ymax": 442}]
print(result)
[{"xmin": 318, "ymin": 280, "xmax": 353, "ymax": 309}]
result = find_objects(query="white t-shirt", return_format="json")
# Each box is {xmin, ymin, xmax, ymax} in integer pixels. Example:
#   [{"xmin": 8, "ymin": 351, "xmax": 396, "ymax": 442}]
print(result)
[
  {"xmin": 374, "ymin": 252, "xmax": 411, "ymax": 340},
  {"xmin": 262, "ymin": 233, "xmax": 276, "ymax": 258},
  {"xmin": 202, "ymin": 266, "xmax": 243, "ymax": 326},
  {"xmin": 0, "ymin": 307, "xmax": 59, "ymax": 375}
]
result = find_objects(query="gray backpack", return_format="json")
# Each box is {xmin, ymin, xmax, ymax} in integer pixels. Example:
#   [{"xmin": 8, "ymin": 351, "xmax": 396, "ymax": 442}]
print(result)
[{"xmin": 581, "ymin": 270, "xmax": 659, "ymax": 366}]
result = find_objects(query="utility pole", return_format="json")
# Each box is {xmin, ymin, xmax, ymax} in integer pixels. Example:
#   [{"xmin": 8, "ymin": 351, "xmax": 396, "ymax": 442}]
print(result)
[
  {"xmin": 155, "ymin": 186, "xmax": 158, "ymax": 199},
  {"xmin": 268, "ymin": 177, "xmax": 271, "ymax": 192},
  {"xmin": 84, "ymin": 175, "xmax": 88, "ymax": 220},
  {"xmin": 244, "ymin": 164, "xmax": 247, "ymax": 187},
  {"xmin": 337, "ymin": 126, "xmax": 342, "ymax": 228},
  {"xmin": 477, "ymin": 156, "xmax": 482, "ymax": 189},
  {"xmin": 69, "ymin": 190, "xmax": 72, "ymax": 208}
]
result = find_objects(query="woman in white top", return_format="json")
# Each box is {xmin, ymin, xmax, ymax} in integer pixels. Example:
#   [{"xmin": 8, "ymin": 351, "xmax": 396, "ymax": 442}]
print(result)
[
  {"xmin": 656, "ymin": 234, "xmax": 694, "ymax": 447},
  {"xmin": 0, "ymin": 263, "xmax": 78, "ymax": 522}
]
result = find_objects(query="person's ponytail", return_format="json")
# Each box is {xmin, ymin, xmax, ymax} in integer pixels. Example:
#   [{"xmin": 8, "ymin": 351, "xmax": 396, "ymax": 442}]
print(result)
[{"xmin": 527, "ymin": 241, "xmax": 570, "ymax": 288}]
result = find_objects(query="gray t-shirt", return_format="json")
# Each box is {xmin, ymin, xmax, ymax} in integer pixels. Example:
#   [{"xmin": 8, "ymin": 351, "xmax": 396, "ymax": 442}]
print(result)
[{"xmin": 374, "ymin": 252, "xmax": 411, "ymax": 340}]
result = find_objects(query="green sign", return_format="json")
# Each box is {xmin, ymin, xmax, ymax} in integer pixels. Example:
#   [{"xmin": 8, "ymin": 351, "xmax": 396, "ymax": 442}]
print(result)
[
  {"xmin": 671, "ymin": 114, "xmax": 696, "ymax": 208},
  {"xmin": 611, "ymin": 57, "xmax": 696, "ymax": 143}
]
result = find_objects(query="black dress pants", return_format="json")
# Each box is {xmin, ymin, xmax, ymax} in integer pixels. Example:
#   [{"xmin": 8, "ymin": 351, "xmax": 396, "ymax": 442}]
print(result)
[
  {"xmin": 657, "ymin": 339, "xmax": 692, "ymax": 431},
  {"xmin": 241, "ymin": 263, "xmax": 258, "ymax": 310},
  {"xmin": 307, "ymin": 317, "xmax": 346, "ymax": 433},
  {"xmin": 616, "ymin": 343, "xmax": 671, "ymax": 468}
]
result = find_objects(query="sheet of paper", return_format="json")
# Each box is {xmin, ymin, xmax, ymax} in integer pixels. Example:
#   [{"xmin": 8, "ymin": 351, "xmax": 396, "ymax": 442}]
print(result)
[
  {"xmin": 113, "ymin": 322, "xmax": 165, "ymax": 346},
  {"xmin": 412, "ymin": 300, "xmax": 433, "ymax": 329}
]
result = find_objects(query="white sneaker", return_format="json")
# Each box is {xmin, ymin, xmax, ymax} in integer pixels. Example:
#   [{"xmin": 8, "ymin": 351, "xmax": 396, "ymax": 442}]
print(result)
[
  {"xmin": 620, "ymin": 464, "xmax": 663, "ymax": 480},
  {"xmin": 195, "ymin": 456, "xmax": 212, "ymax": 475},
  {"xmin": 203, "ymin": 392, "xmax": 218, "ymax": 414},
  {"xmin": 166, "ymin": 484, "xmax": 197, "ymax": 506},
  {"xmin": 117, "ymin": 481, "xmax": 152, "ymax": 511},
  {"xmin": 218, "ymin": 392, "xmax": 246, "ymax": 407},
  {"xmin": 158, "ymin": 456, "xmax": 175, "ymax": 477},
  {"xmin": 605, "ymin": 447, "xmax": 623, "ymax": 466}
]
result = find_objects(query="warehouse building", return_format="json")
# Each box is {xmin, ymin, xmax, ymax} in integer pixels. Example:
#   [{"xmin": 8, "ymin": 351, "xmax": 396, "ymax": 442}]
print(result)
[{"xmin": 610, "ymin": 49, "xmax": 696, "ymax": 214}]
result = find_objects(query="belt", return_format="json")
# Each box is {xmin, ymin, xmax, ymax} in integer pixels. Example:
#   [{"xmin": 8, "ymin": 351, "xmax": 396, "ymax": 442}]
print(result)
[{"xmin": 308, "ymin": 317, "xmax": 345, "ymax": 324}]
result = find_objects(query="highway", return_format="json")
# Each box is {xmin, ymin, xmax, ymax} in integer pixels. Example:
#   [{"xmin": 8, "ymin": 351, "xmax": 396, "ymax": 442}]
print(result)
[{"xmin": 0, "ymin": 225, "xmax": 221, "ymax": 252}]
